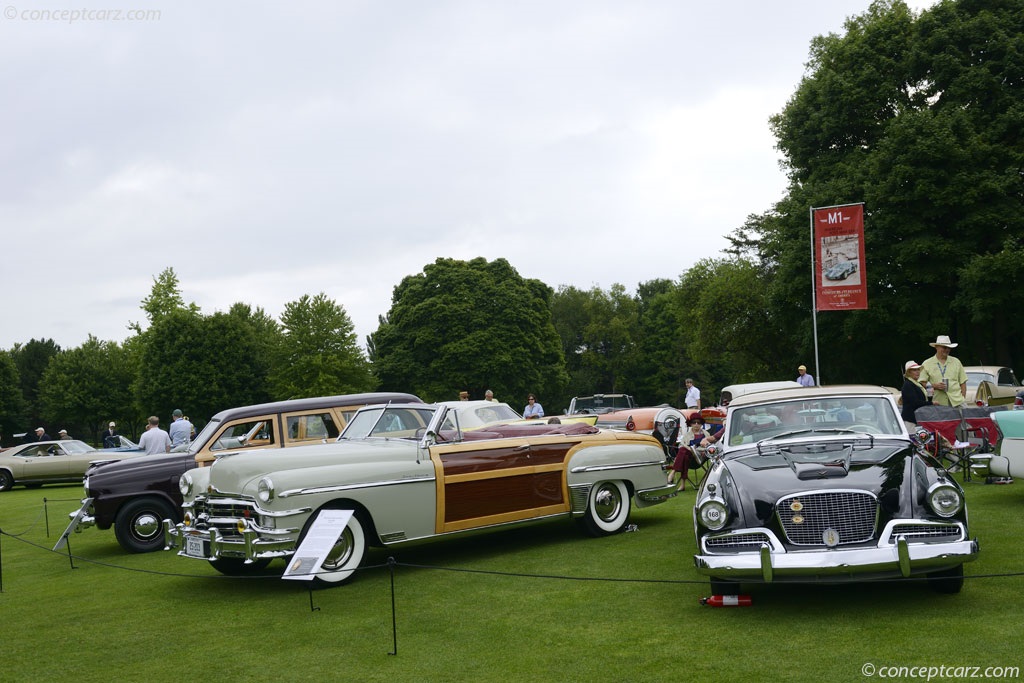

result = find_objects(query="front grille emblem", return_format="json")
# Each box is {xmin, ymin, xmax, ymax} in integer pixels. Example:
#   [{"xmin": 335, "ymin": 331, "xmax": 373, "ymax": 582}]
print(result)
[{"xmin": 822, "ymin": 528, "xmax": 840, "ymax": 547}]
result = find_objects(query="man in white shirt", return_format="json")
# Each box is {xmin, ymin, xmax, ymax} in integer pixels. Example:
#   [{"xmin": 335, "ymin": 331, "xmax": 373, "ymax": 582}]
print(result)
[
  {"xmin": 138, "ymin": 416, "xmax": 171, "ymax": 455},
  {"xmin": 684, "ymin": 379, "xmax": 701, "ymax": 409}
]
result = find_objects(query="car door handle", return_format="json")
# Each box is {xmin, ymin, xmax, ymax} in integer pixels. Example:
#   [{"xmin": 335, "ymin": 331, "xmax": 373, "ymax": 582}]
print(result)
[{"xmin": 514, "ymin": 445, "xmax": 530, "ymax": 452}]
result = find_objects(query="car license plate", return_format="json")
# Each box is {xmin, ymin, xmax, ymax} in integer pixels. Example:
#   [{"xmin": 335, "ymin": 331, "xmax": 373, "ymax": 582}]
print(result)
[{"xmin": 185, "ymin": 535, "xmax": 206, "ymax": 558}]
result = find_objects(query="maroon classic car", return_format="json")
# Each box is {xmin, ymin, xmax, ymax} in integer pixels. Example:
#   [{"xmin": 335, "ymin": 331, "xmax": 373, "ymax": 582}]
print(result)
[{"xmin": 69, "ymin": 393, "xmax": 421, "ymax": 553}]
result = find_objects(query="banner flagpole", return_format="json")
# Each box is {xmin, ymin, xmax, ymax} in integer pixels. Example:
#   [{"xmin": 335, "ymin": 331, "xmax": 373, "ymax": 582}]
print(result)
[{"xmin": 810, "ymin": 206, "xmax": 821, "ymax": 385}]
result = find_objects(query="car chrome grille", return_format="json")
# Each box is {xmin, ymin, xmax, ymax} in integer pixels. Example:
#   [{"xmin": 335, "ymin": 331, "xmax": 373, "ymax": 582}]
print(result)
[
  {"xmin": 706, "ymin": 532, "xmax": 772, "ymax": 551},
  {"xmin": 192, "ymin": 495, "xmax": 256, "ymax": 536},
  {"xmin": 890, "ymin": 523, "xmax": 964, "ymax": 541},
  {"xmin": 777, "ymin": 491, "xmax": 877, "ymax": 546}
]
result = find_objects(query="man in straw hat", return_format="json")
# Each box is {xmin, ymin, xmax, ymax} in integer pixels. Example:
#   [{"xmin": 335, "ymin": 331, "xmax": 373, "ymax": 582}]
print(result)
[{"xmin": 919, "ymin": 335, "xmax": 967, "ymax": 407}]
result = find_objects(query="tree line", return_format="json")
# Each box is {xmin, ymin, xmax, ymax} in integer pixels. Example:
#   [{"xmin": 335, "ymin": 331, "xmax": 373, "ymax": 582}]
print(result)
[{"xmin": 2, "ymin": 0, "xmax": 1021, "ymax": 446}]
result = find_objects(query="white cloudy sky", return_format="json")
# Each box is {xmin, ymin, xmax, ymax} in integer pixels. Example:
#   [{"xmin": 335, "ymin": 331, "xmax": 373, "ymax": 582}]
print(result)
[{"xmin": 0, "ymin": 0, "xmax": 935, "ymax": 351}]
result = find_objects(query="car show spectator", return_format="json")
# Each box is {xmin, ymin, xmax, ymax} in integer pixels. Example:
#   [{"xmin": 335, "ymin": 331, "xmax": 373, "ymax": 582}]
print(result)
[
  {"xmin": 459, "ymin": 391, "xmax": 470, "ymax": 401},
  {"xmin": 796, "ymin": 365, "xmax": 815, "ymax": 387},
  {"xmin": 667, "ymin": 415, "xmax": 710, "ymax": 492},
  {"xmin": 58, "ymin": 429, "xmax": 72, "ymax": 440},
  {"xmin": 523, "ymin": 394, "xmax": 544, "ymax": 419},
  {"xmin": 102, "ymin": 422, "xmax": 120, "ymax": 448},
  {"xmin": 169, "ymin": 409, "xmax": 194, "ymax": 449},
  {"xmin": 901, "ymin": 360, "xmax": 929, "ymax": 422},
  {"xmin": 138, "ymin": 416, "xmax": 171, "ymax": 454},
  {"xmin": 484, "ymin": 389, "xmax": 498, "ymax": 403},
  {"xmin": 684, "ymin": 378, "xmax": 701, "ymax": 409},
  {"xmin": 919, "ymin": 335, "xmax": 968, "ymax": 407},
  {"xmin": 32, "ymin": 427, "xmax": 51, "ymax": 441}
]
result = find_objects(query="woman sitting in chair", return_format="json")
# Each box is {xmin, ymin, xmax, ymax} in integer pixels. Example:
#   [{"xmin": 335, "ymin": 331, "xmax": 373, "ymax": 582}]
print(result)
[{"xmin": 666, "ymin": 415, "xmax": 710, "ymax": 492}]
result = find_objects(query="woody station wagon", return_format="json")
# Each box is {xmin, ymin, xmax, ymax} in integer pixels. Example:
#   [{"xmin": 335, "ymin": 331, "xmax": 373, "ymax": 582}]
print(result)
[{"xmin": 166, "ymin": 402, "xmax": 676, "ymax": 583}]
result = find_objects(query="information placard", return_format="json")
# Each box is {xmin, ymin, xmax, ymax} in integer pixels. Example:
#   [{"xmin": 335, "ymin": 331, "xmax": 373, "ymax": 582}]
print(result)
[
  {"xmin": 282, "ymin": 509, "xmax": 354, "ymax": 581},
  {"xmin": 53, "ymin": 497, "xmax": 93, "ymax": 551}
]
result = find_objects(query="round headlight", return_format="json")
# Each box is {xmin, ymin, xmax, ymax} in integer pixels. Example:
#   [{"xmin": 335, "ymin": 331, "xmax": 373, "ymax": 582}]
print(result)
[
  {"xmin": 179, "ymin": 473, "xmax": 193, "ymax": 497},
  {"xmin": 927, "ymin": 483, "xmax": 963, "ymax": 518},
  {"xmin": 257, "ymin": 477, "xmax": 275, "ymax": 503},
  {"xmin": 699, "ymin": 500, "xmax": 729, "ymax": 530}
]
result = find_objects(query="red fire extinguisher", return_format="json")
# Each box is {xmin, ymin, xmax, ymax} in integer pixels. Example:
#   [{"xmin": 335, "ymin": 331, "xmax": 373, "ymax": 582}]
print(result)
[{"xmin": 700, "ymin": 594, "xmax": 753, "ymax": 607}]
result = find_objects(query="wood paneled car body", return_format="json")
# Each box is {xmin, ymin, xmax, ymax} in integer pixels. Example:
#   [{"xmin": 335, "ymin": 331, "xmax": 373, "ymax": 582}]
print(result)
[
  {"xmin": 693, "ymin": 386, "xmax": 978, "ymax": 594},
  {"xmin": 70, "ymin": 393, "xmax": 421, "ymax": 553},
  {"xmin": 166, "ymin": 402, "xmax": 676, "ymax": 583}
]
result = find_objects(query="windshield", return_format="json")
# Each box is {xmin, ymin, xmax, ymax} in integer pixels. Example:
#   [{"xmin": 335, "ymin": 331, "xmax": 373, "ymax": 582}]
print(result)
[
  {"xmin": 726, "ymin": 396, "xmax": 904, "ymax": 447},
  {"xmin": 967, "ymin": 369, "xmax": 1020, "ymax": 388},
  {"xmin": 188, "ymin": 419, "xmax": 222, "ymax": 454},
  {"xmin": 965, "ymin": 372, "xmax": 994, "ymax": 390},
  {"xmin": 572, "ymin": 395, "xmax": 633, "ymax": 413},
  {"xmin": 461, "ymin": 403, "xmax": 520, "ymax": 426},
  {"xmin": 341, "ymin": 406, "xmax": 439, "ymax": 440}
]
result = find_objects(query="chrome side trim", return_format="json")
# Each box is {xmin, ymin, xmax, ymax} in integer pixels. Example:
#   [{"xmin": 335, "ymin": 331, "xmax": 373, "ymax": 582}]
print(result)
[
  {"xmin": 570, "ymin": 459, "xmax": 662, "ymax": 474},
  {"xmin": 280, "ymin": 474, "xmax": 436, "ymax": 498}
]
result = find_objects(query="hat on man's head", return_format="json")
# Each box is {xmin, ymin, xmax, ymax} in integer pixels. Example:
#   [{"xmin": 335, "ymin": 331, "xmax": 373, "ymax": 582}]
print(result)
[
  {"xmin": 798, "ymin": 365, "xmax": 807, "ymax": 371},
  {"xmin": 929, "ymin": 335, "xmax": 958, "ymax": 349},
  {"xmin": 58, "ymin": 429, "xmax": 67, "ymax": 435},
  {"xmin": 687, "ymin": 414, "xmax": 705, "ymax": 425},
  {"xmin": 904, "ymin": 360, "xmax": 922, "ymax": 375},
  {"xmin": 172, "ymin": 409, "xmax": 183, "ymax": 418},
  {"xmin": 35, "ymin": 427, "xmax": 44, "ymax": 433},
  {"xmin": 109, "ymin": 422, "xmax": 116, "ymax": 427}
]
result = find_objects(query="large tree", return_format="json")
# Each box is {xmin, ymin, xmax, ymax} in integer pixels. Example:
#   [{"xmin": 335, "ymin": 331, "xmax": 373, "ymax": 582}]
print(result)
[
  {"xmin": 0, "ymin": 350, "xmax": 26, "ymax": 445},
  {"xmin": 370, "ymin": 257, "xmax": 568, "ymax": 405},
  {"xmin": 135, "ymin": 309, "xmax": 275, "ymax": 428},
  {"xmin": 38, "ymin": 336, "xmax": 138, "ymax": 443},
  {"xmin": 131, "ymin": 266, "xmax": 199, "ymax": 333},
  {"xmin": 270, "ymin": 293, "xmax": 375, "ymax": 399},
  {"xmin": 739, "ymin": 0, "xmax": 1024, "ymax": 383},
  {"xmin": 550, "ymin": 284, "xmax": 639, "ymax": 404},
  {"xmin": 10, "ymin": 338, "xmax": 61, "ymax": 432}
]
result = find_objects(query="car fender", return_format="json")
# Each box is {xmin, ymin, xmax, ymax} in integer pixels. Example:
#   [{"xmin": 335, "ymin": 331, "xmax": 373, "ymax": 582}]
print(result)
[{"xmin": 565, "ymin": 437, "xmax": 667, "ymax": 502}]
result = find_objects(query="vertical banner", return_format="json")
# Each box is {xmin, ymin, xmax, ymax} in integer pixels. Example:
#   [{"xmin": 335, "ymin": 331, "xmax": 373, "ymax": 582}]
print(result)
[{"xmin": 813, "ymin": 203, "xmax": 867, "ymax": 311}]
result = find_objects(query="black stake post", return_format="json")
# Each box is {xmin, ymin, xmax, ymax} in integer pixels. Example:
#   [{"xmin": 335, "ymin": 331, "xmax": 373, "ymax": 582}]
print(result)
[
  {"xmin": 308, "ymin": 584, "xmax": 320, "ymax": 612},
  {"xmin": 388, "ymin": 557, "xmax": 398, "ymax": 656},
  {"xmin": 64, "ymin": 535, "xmax": 77, "ymax": 570},
  {"xmin": 44, "ymin": 498, "xmax": 50, "ymax": 538},
  {"xmin": 1, "ymin": 529, "xmax": 5, "ymax": 593}
]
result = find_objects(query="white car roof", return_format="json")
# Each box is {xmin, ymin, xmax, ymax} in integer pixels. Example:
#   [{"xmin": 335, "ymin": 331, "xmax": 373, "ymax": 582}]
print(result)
[
  {"xmin": 721, "ymin": 381, "xmax": 802, "ymax": 399},
  {"xmin": 727, "ymin": 384, "xmax": 896, "ymax": 408}
]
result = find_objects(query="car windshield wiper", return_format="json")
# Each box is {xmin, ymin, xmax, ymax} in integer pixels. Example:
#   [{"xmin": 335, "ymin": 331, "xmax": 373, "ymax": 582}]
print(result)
[{"xmin": 756, "ymin": 428, "xmax": 875, "ymax": 455}]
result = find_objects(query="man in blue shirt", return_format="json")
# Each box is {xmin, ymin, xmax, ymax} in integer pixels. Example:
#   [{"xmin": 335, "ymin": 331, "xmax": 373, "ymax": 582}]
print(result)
[
  {"xmin": 797, "ymin": 365, "xmax": 815, "ymax": 387},
  {"xmin": 168, "ymin": 409, "xmax": 194, "ymax": 449}
]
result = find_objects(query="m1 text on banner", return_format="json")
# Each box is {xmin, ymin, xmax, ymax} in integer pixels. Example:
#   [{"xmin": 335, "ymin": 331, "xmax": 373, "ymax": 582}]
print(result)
[{"xmin": 813, "ymin": 203, "xmax": 867, "ymax": 311}]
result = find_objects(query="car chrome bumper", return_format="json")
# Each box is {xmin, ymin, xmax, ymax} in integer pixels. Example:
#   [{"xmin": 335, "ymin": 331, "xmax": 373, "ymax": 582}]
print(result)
[
  {"xmin": 68, "ymin": 500, "xmax": 96, "ymax": 530},
  {"xmin": 165, "ymin": 521, "xmax": 297, "ymax": 562},
  {"xmin": 695, "ymin": 522, "xmax": 979, "ymax": 581},
  {"xmin": 635, "ymin": 481, "xmax": 678, "ymax": 506}
]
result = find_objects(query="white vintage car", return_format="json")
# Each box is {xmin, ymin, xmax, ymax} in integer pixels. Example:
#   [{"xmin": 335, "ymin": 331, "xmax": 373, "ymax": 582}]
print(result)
[{"xmin": 165, "ymin": 402, "xmax": 675, "ymax": 584}]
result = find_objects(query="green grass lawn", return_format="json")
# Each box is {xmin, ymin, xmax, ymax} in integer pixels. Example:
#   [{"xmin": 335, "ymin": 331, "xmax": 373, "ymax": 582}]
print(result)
[{"xmin": 1, "ymin": 478, "xmax": 1023, "ymax": 683}]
